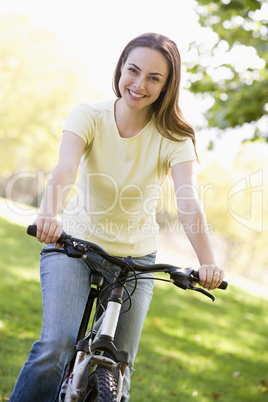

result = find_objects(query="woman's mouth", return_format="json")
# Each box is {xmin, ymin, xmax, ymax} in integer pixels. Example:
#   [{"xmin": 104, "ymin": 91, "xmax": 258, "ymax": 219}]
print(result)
[{"xmin": 128, "ymin": 89, "xmax": 146, "ymax": 99}]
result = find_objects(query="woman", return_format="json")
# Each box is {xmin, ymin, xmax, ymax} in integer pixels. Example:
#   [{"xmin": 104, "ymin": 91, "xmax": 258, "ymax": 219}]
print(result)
[{"xmin": 10, "ymin": 32, "xmax": 224, "ymax": 401}]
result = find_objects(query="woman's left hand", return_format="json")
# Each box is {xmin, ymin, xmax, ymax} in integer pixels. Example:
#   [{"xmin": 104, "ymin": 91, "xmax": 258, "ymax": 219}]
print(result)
[{"xmin": 197, "ymin": 264, "xmax": 225, "ymax": 290}]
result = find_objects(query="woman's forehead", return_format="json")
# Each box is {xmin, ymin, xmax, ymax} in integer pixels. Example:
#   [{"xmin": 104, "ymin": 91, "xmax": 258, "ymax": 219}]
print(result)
[{"xmin": 125, "ymin": 47, "xmax": 169, "ymax": 76}]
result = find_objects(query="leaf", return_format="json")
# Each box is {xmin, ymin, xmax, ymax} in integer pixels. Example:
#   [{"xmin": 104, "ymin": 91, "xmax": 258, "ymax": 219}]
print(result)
[
  {"xmin": 168, "ymin": 391, "xmax": 178, "ymax": 396},
  {"xmin": 258, "ymin": 379, "xmax": 268, "ymax": 393},
  {"xmin": 257, "ymin": 385, "xmax": 268, "ymax": 393}
]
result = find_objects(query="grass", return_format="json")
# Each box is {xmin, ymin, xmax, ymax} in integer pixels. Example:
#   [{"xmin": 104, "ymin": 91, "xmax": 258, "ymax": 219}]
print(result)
[
  {"xmin": 131, "ymin": 281, "xmax": 268, "ymax": 401},
  {"xmin": 0, "ymin": 216, "xmax": 268, "ymax": 401},
  {"xmin": 0, "ymin": 217, "xmax": 43, "ymax": 401}
]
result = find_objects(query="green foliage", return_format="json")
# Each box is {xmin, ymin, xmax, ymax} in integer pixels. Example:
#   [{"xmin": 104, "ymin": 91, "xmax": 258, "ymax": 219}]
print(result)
[
  {"xmin": 186, "ymin": 0, "xmax": 268, "ymax": 140},
  {"xmin": 1, "ymin": 217, "xmax": 268, "ymax": 401},
  {"xmin": 0, "ymin": 13, "xmax": 93, "ymax": 177}
]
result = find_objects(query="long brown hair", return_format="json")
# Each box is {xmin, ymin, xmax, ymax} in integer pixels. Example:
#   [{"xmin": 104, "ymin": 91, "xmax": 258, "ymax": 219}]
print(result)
[{"xmin": 113, "ymin": 32, "xmax": 199, "ymax": 162}]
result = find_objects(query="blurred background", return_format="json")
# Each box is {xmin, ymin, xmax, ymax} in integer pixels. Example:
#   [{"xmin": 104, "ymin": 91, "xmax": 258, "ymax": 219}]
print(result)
[
  {"xmin": 0, "ymin": 1, "xmax": 268, "ymax": 400},
  {"xmin": 0, "ymin": 0, "xmax": 267, "ymax": 283}
]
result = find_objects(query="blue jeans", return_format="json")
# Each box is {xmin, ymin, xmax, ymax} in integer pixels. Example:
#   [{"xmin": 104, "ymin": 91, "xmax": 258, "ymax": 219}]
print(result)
[{"xmin": 9, "ymin": 245, "xmax": 155, "ymax": 402}]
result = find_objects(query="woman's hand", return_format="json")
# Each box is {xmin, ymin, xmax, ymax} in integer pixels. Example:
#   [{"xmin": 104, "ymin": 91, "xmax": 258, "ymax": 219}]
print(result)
[
  {"xmin": 198, "ymin": 264, "xmax": 225, "ymax": 290},
  {"xmin": 32, "ymin": 216, "xmax": 63, "ymax": 248}
]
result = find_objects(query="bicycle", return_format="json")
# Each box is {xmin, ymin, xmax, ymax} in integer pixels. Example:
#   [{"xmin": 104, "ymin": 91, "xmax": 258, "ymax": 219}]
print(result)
[{"xmin": 27, "ymin": 224, "xmax": 228, "ymax": 402}]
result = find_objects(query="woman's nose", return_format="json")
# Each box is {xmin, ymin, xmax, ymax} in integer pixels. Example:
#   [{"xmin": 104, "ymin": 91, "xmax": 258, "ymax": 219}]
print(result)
[{"xmin": 134, "ymin": 75, "xmax": 146, "ymax": 90}]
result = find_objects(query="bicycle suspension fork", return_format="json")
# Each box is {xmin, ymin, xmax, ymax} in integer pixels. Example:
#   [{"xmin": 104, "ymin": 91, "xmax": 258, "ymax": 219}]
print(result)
[
  {"xmin": 64, "ymin": 269, "xmax": 130, "ymax": 401},
  {"xmin": 90, "ymin": 267, "xmax": 130, "ymax": 369},
  {"xmin": 84, "ymin": 268, "xmax": 131, "ymax": 400}
]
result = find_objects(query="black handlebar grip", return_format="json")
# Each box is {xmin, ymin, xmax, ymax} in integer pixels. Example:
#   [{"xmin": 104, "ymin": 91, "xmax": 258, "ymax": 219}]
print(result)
[
  {"xmin": 27, "ymin": 224, "xmax": 37, "ymax": 237},
  {"xmin": 27, "ymin": 225, "xmax": 67, "ymax": 243},
  {"xmin": 192, "ymin": 270, "xmax": 228, "ymax": 290}
]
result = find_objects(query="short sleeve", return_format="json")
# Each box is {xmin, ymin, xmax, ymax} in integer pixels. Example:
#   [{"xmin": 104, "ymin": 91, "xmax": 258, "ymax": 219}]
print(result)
[
  {"xmin": 165, "ymin": 137, "xmax": 196, "ymax": 168},
  {"xmin": 63, "ymin": 103, "xmax": 96, "ymax": 146}
]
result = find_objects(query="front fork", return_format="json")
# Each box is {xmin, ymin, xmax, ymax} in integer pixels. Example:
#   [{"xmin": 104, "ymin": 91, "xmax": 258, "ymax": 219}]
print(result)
[{"xmin": 64, "ymin": 269, "xmax": 130, "ymax": 401}]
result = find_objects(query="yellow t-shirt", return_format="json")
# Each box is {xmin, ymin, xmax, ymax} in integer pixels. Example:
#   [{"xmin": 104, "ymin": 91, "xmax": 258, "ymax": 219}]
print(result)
[{"xmin": 61, "ymin": 99, "xmax": 196, "ymax": 257}]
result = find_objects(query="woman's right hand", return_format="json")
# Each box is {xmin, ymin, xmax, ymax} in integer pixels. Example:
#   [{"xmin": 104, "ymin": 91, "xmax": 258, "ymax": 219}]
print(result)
[{"xmin": 32, "ymin": 216, "xmax": 63, "ymax": 247}]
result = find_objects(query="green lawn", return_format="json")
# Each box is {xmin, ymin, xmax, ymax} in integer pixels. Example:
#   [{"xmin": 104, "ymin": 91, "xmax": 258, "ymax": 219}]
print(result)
[{"xmin": 0, "ymin": 216, "xmax": 267, "ymax": 401}]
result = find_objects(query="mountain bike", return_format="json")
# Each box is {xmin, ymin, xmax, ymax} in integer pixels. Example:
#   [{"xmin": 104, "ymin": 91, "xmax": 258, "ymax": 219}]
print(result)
[{"xmin": 27, "ymin": 225, "xmax": 228, "ymax": 402}]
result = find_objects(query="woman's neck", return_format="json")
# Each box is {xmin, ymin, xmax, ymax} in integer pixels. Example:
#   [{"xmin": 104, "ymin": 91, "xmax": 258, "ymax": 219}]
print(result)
[{"xmin": 115, "ymin": 98, "xmax": 153, "ymax": 138}]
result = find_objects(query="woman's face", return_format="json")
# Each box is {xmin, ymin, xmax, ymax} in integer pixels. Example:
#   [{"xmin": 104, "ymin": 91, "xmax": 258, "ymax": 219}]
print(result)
[{"xmin": 118, "ymin": 47, "xmax": 169, "ymax": 112}]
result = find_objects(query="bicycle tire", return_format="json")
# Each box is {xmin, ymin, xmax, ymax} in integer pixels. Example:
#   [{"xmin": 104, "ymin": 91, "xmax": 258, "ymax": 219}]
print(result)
[{"xmin": 83, "ymin": 367, "xmax": 117, "ymax": 402}]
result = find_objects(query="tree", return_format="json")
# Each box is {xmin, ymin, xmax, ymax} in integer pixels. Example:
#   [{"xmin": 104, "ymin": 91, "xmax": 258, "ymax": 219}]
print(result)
[
  {"xmin": 186, "ymin": 0, "xmax": 268, "ymax": 143},
  {"xmin": 0, "ymin": 13, "xmax": 94, "ymax": 177}
]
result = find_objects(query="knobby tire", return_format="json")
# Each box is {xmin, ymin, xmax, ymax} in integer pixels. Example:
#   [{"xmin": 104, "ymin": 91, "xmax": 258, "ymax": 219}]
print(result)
[{"xmin": 84, "ymin": 367, "xmax": 117, "ymax": 402}]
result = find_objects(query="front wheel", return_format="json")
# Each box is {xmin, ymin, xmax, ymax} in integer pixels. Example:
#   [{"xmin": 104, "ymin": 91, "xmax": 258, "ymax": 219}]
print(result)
[{"xmin": 84, "ymin": 367, "xmax": 117, "ymax": 402}]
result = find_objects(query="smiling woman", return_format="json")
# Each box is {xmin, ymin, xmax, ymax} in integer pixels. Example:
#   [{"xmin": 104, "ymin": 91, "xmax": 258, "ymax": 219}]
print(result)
[
  {"xmin": 115, "ymin": 47, "xmax": 169, "ymax": 137},
  {"xmin": 113, "ymin": 33, "xmax": 198, "ymax": 157},
  {"xmin": 9, "ymin": 32, "xmax": 224, "ymax": 402},
  {"xmin": 120, "ymin": 48, "xmax": 168, "ymax": 98}
]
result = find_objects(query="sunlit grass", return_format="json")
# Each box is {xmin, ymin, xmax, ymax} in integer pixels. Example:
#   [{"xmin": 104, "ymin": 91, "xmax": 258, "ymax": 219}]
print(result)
[
  {"xmin": 131, "ymin": 274, "xmax": 268, "ymax": 401},
  {"xmin": 0, "ymin": 217, "xmax": 42, "ymax": 401},
  {"xmin": 0, "ymin": 216, "xmax": 267, "ymax": 401}
]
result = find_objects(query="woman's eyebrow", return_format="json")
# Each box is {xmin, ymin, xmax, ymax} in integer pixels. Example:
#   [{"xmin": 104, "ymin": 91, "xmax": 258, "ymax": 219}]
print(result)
[{"xmin": 128, "ymin": 62, "xmax": 164, "ymax": 77}]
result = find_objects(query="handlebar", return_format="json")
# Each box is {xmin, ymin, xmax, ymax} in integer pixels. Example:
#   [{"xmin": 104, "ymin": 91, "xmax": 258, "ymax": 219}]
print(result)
[
  {"xmin": 27, "ymin": 224, "xmax": 67, "ymax": 244},
  {"xmin": 27, "ymin": 225, "xmax": 228, "ymax": 300}
]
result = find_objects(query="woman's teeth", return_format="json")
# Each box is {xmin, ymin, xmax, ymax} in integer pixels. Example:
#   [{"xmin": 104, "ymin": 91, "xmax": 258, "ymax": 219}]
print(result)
[{"xmin": 129, "ymin": 90, "xmax": 145, "ymax": 98}]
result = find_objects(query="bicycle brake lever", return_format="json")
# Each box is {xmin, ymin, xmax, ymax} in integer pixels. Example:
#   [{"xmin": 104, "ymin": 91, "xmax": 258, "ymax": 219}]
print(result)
[
  {"xmin": 169, "ymin": 268, "xmax": 215, "ymax": 301},
  {"xmin": 188, "ymin": 285, "xmax": 215, "ymax": 301}
]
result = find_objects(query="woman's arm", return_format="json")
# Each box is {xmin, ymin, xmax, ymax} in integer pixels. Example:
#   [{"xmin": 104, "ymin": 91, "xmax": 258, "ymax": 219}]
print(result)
[
  {"xmin": 171, "ymin": 161, "xmax": 224, "ymax": 290},
  {"xmin": 33, "ymin": 131, "xmax": 86, "ymax": 245}
]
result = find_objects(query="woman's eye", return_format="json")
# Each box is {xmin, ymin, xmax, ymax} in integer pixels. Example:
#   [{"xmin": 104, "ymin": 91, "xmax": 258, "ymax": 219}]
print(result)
[
  {"xmin": 128, "ymin": 67, "xmax": 138, "ymax": 74},
  {"xmin": 149, "ymin": 76, "xmax": 160, "ymax": 82}
]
